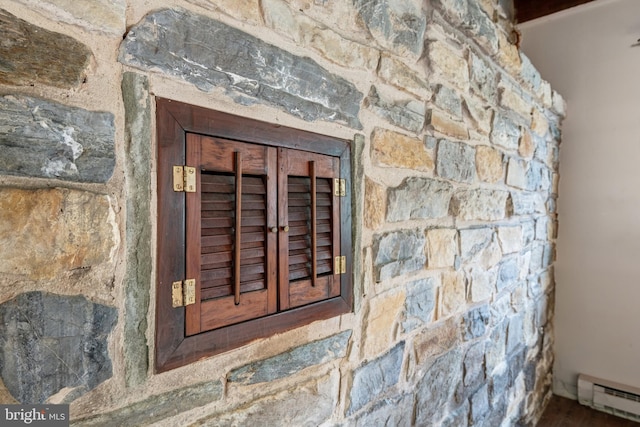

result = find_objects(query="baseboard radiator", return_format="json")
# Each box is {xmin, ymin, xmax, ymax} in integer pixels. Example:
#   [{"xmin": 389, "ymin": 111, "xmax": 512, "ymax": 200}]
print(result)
[{"xmin": 578, "ymin": 374, "xmax": 640, "ymax": 422}]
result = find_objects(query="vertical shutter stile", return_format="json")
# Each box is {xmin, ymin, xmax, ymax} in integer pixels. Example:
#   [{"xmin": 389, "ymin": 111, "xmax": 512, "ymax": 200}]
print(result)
[
  {"xmin": 185, "ymin": 134, "xmax": 202, "ymax": 336},
  {"xmin": 234, "ymin": 151, "xmax": 242, "ymax": 306},
  {"xmin": 310, "ymin": 160, "xmax": 317, "ymax": 288}
]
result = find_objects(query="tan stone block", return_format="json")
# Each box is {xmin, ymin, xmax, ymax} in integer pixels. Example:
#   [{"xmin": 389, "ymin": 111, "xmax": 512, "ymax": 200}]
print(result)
[
  {"xmin": 427, "ymin": 40, "xmax": 470, "ymax": 91},
  {"xmin": 364, "ymin": 290, "xmax": 406, "ymax": 357},
  {"xmin": 306, "ymin": 27, "xmax": 379, "ymax": 70},
  {"xmin": 364, "ymin": 177, "xmax": 386, "ymax": 230},
  {"xmin": 499, "ymin": 83, "xmax": 532, "ymax": 123},
  {"xmin": 518, "ymin": 130, "xmax": 535, "ymax": 158},
  {"xmin": 475, "ymin": 145, "xmax": 503, "ymax": 183},
  {"xmin": 496, "ymin": 29, "xmax": 521, "ymax": 75},
  {"xmin": 531, "ymin": 108, "xmax": 549, "ymax": 137},
  {"xmin": 478, "ymin": 0, "xmax": 495, "ymax": 17},
  {"xmin": 371, "ymin": 128, "xmax": 434, "ymax": 171},
  {"xmin": 263, "ymin": 0, "xmax": 378, "ymax": 69},
  {"xmin": 463, "ymin": 96, "xmax": 492, "ymax": 134},
  {"xmin": 188, "ymin": 0, "xmax": 262, "ymax": 23},
  {"xmin": 0, "ymin": 188, "xmax": 117, "ymax": 280},
  {"xmin": 468, "ymin": 267, "xmax": 496, "ymax": 302},
  {"xmin": 552, "ymin": 90, "xmax": 567, "ymax": 117},
  {"xmin": 539, "ymin": 81, "xmax": 553, "ymax": 108},
  {"xmin": 413, "ymin": 317, "xmax": 460, "ymax": 366},
  {"xmin": 439, "ymin": 271, "xmax": 466, "ymax": 317},
  {"xmin": 263, "ymin": 0, "xmax": 301, "ymax": 40},
  {"xmin": 378, "ymin": 55, "xmax": 431, "ymax": 98},
  {"xmin": 427, "ymin": 109, "xmax": 469, "ymax": 140},
  {"xmin": 552, "ymin": 173, "xmax": 560, "ymax": 195},
  {"xmin": 0, "ymin": 10, "xmax": 92, "ymax": 89},
  {"xmin": 497, "ymin": 226, "xmax": 523, "ymax": 254},
  {"xmin": 18, "ymin": 0, "xmax": 126, "ymax": 34},
  {"xmin": 506, "ymin": 157, "xmax": 528, "ymax": 190},
  {"xmin": 426, "ymin": 229, "xmax": 458, "ymax": 268}
]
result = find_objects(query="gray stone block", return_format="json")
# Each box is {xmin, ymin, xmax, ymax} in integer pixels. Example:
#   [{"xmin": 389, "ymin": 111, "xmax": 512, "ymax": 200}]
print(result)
[
  {"xmin": 122, "ymin": 72, "xmax": 152, "ymax": 387},
  {"xmin": 530, "ymin": 244, "xmax": 544, "ymax": 274},
  {"xmin": 0, "ymin": 292, "xmax": 117, "ymax": 404},
  {"xmin": 434, "ymin": 85, "xmax": 463, "ymax": 118},
  {"xmin": 353, "ymin": 0, "xmax": 426, "ymax": 55},
  {"xmin": 520, "ymin": 54, "xmax": 542, "ymax": 92},
  {"xmin": 470, "ymin": 384, "xmax": 490, "ymax": 424},
  {"xmin": 348, "ymin": 341, "xmax": 405, "ymax": 415},
  {"xmin": 543, "ymin": 243, "xmax": 555, "ymax": 269},
  {"xmin": 228, "ymin": 330, "xmax": 352, "ymax": 384},
  {"xmin": 450, "ymin": 188, "xmax": 508, "ymax": 221},
  {"xmin": 485, "ymin": 321, "xmax": 507, "ymax": 374},
  {"xmin": 193, "ymin": 375, "xmax": 334, "ymax": 427},
  {"xmin": 527, "ymin": 161, "xmax": 551, "ymax": 192},
  {"xmin": 365, "ymin": 86, "xmax": 425, "ymax": 133},
  {"xmin": 506, "ymin": 315, "xmax": 525, "ymax": 356},
  {"xmin": 509, "ymin": 191, "xmax": 545, "ymax": 216},
  {"xmin": 497, "ymin": 258, "xmax": 520, "ymax": 291},
  {"xmin": 351, "ymin": 393, "xmax": 413, "ymax": 427},
  {"xmin": 387, "ymin": 177, "xmax": 453, "ymax": 222},
  {"xmin": 489, "ymin": 366, "xmax": 510, "ymax": 403},
  {"xmin": 373, "ymin": 230, "xmax": 426, "ymax": 281},
  {"xmin": 462, "ymin": 305, "xmax": 490, "ymax": 341},
  {"xmin": 119, "ymin": 9, "xmax": 362, "ymax": 128},
  {"xmin": 463, "ymin": 342, "xmax": 486, "ymax": 389},
  {"xmin": 433, "ymin": 0, "xmax": 497, "ymax": 54},
  {"xmin": 437, "ymin": 139, "xmax": 476, "ymax": 183},
  {"xmin": 0, "ymin": 95, "xmax": 115, "ymax": 182},
  {"xmin": 402, "ymin": 278, "xmax": 436, "ymax": 332},
  {"xmin": 491, "ymin": 112, "xmax": 520, "ymax": 150},
  {"xmin": 415, "ymin": 348, "xmax": 462, "ymax": 424},
  {"xmin": 469, "ymin": 52, "xmax": 498, "ymax": 103},
  {"xmin": 73, "ymin": 380, "xmax": 223, "ymax": 426},
  {"xmin": 441, "ymin": 401, "xmax": 470, "ymax": 427},
  {"xmin": 521, "ymin": 220, "xmax": 536, "ymax": 246},
  {"xmin": 466, "ymin": 1, "xmax": 498, "ymax": 53}
]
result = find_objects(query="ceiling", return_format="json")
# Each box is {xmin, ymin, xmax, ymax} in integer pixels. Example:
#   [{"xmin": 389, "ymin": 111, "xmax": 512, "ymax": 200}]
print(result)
[{"xmin": 514, "ymin": 0, "xmax": 597, "ymax": 22}]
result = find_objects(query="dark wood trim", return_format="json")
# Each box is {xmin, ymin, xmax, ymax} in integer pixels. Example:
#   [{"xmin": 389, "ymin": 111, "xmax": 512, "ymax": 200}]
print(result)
[
  {"xmin": 515, "ymin": 0, "xmax": 596, "ymax": 23},
  {"xmin": 155, "ymin": 98, "xmax": 353, "ymax": 372},
  {"xmin": 155, "ymin": 99, "xmax": 186, "ymax": 370}
]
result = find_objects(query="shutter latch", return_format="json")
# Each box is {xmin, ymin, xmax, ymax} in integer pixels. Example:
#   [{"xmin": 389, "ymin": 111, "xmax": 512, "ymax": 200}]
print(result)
[
  {"xmin": 172, "ymin": 279, "xmax": 196, "ymax": 307},
  {"xmin": 334, "ymin": 256, "xmax": 346, "ymax": 275},
  {"xmin": 334, "ymin": 179, "xmax": 346, "ymax": 197},
  {"xmin": 173, "ymin": 166, "xmax": 196, "ymax": 192}
]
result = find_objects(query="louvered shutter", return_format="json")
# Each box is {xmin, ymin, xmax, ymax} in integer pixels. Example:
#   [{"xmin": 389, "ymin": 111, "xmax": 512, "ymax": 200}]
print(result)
[
  {"xmin": 278, "ymin": 148, "xmax": 341, "ymax": 310},
  {"xmin": 185, "ymin": 134, "xmax": 277, "ymax": 335}
]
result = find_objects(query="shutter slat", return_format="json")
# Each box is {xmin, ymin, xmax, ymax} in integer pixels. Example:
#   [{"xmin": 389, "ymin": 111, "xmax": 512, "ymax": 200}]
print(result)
[
  {"xmin": 199, "ymin": 170, "xmax": 268, "ymax": 303},
  {"xmin": 287, "ymin": 175, "xmax": 334, "ymax": 283}
]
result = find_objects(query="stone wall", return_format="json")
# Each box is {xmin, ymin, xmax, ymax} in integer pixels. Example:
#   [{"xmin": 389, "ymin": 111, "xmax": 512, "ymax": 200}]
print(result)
[{"xmin": 0, "ymin": 0, "xmax": 564, "ymax": 425}]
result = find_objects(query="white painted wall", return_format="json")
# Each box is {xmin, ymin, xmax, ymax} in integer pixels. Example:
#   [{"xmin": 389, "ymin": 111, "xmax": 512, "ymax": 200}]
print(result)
[{"xmin": 519, "ymin": 0, "xmax": 640, "ymax": 399}]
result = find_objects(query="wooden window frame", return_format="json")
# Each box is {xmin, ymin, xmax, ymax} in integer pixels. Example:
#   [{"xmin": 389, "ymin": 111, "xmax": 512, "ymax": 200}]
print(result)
[{"xmin": 155, "ymin": 98, "xmax": 353, "ymax": 372}]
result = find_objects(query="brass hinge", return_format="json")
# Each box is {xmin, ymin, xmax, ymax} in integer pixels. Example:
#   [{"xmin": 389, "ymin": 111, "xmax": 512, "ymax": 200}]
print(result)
[
  {"xmin": 173, "ymin": 166, "xmax": 196, "ymax": 193},
  {"xmin": 172, "ymin": 279, "xmax": 196, "ymax": 307},
  {"xmin": 334, "ymin": 256, "xmax": 346, "ymax": 275},
  {"xmin": 334, "ymin": 178, "xmax": 346, "ymax": 197}
]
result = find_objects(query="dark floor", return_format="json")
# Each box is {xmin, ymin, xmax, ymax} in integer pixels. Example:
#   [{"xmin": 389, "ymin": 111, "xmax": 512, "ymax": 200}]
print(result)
[{"xmin": 537, "ymin": 395, "xmax": 640, "ymax": 426}]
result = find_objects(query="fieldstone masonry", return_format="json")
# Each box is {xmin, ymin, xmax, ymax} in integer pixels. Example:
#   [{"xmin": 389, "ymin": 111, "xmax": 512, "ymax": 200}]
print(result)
[
  {"xmin": 0, "ymin": 0, "xmax": 563, "ymax": 425},
  {"xmin": 0, "ymin": 292, "xmax": 117, "ymax": 404}
]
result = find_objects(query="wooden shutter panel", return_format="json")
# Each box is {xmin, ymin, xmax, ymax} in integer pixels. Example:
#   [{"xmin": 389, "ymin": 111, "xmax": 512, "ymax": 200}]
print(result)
[
  {"xmin": 185, "ymin": 134, "xmax": 277, "ymax": 335},
  {"xmin": 278, "ymin": 148, "xmax": 341, "ymax": 310}
]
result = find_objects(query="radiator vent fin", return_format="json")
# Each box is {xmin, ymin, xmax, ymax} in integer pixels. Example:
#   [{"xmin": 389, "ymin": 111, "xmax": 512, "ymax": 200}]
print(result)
[{"xmin": 603, "ymin": 386, "xmax": 640, "ymax": 403}]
